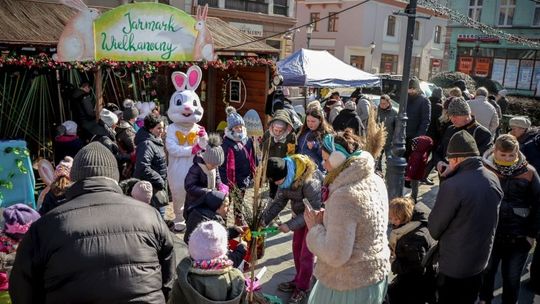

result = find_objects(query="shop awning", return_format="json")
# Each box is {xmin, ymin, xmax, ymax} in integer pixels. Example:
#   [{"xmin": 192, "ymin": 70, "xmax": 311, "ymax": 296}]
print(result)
[{"xmin": 277, "ymin": 48, "xmax": 381, "ymax": 87}]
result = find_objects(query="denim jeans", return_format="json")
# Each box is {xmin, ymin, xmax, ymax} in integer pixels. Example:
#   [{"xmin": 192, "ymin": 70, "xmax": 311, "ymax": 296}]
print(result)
[{"xmin": 479, "ymin": 236, "xmax": 532, "ymax": 304}]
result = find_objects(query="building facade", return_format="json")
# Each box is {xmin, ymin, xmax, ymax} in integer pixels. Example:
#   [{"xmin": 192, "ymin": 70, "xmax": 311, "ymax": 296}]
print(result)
[
  {"xmin": 294, "ymin": 0, "xmax": 448, "ymax": 80},
  {"xmin": 447, "ymin": 0, "xmax": 540, "ymax": 95}
]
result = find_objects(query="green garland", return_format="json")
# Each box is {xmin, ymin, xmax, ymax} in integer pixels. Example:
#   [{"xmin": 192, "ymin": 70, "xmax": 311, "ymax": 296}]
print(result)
[{"xmin": 0, "ymin": 53, "xmax": 278, "ymax": 78}]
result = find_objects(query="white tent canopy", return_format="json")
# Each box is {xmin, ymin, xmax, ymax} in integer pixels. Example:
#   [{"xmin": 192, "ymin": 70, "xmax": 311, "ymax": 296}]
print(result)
[{"xmin": 277, "ymin": 48, "xmax": 380, "ymax": 88}]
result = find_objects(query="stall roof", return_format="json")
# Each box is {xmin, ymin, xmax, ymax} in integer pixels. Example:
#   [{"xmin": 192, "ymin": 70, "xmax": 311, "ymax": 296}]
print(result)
[
  {"xmin": 0, "ymin": 0, "xmax": 278, "ymax": 54},
  {"xmin": 277, "ymin": 48, "xmax": 380, "ymax": 88}
]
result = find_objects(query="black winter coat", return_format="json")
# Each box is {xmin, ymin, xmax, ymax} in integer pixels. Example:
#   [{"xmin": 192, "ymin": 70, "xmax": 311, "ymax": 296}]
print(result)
[
  {"xmin": 38, "ymin": 191, "xmax": 66, "ymax": 215},
  {"xmin": 433, "ymin": 118, "xmax": 493, "ymax": 165},
  {"xmin": 392, "ymin": 204, "xmax": 435, "ymax": 276},
  {"xmin": 427, "ymin": 97, "xmax": 443, "ymax": 144},
  {"xmin": 406, "ymin": 93, "xmax": 431, "ymax": 139},
  {"xmin": 184, "ymin": 155, "xmax": 223, "ymax": 218},
  {"xmin": 134, "ymin": 127, "xmax": 167, "ymax": 190},
  {"xmin": 184, "ymin": 207, "xmax": 246, "ymax": 268},
  {"xmin": 518, "ymin": 128, "xmax": 540, "ymax": 173},
  {"xmin": 332, "ymin": 109, "xmax": 364, "ymax": 135},
  {"xmin": 389, "ymin": 204, "xmax": 436, "ymax": 304},
  {"xmin": 91, "ymin": 123, "xmax": 130, "ymax": 165},
  {"xmin": 9, "ymin": 177, "xmax": 176, "ymax": 303},
  {"xmin": 483, "ymin": 151, "xmax": 540, "ymax": 238},
  {"xmin": 377, "ymin": 106, "xmax": 398, "ymax": 151},
  {"xmin": 115, "ymin": 120, "xmax": 136, "ymax": 154},
  {"xmin": 53, "ymin": 135, "xmax": 83, "ymax": 165}
]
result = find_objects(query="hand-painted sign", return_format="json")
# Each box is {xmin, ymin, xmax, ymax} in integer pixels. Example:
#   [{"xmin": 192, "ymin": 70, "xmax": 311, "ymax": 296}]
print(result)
[{"xmin": 56, "ymin": 1, "xmax": 215, "ymax": 62}]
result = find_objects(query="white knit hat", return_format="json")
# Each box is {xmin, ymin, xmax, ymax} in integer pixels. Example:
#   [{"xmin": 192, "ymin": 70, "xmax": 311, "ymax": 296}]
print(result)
[
  {"xmin": 62, "ymin": 120, "xmax": 78, "ymax": 136},
  {"xmin": 100, "ymin": 109, "xmax": 118, "ymax": 127},
  {"xmin": 188, "ymin": 221, "xmax": 228, "ymax": 261}
]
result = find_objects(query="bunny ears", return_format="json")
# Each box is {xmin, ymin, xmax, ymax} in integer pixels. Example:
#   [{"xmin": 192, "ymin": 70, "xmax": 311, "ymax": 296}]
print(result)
[
  {"xmin": 172, "ymin": 66, "xmax": 202, "ymax": 92},
  {"xmin": 196, "ymin": 4, "xmax": 209, "ymax": 20}
]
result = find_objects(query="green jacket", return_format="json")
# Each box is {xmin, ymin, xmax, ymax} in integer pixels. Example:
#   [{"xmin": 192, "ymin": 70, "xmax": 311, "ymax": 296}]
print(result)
[{"xmin": 168, "ymin": 257, "xmax": 246, "ymax": 304}]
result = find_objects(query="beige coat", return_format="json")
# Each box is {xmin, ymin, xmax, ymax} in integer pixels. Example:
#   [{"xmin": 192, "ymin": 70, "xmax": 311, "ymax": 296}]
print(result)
[{"xmin": 306, "ymin": 153, "xmax": 390, "ymax": 291}]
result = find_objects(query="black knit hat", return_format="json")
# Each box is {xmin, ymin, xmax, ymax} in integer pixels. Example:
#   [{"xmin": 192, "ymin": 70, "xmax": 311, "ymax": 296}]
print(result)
[
  {"xmin": 446, "ymin": 130, "xmax": 479, "ymax": 159},
  {"xmin": 71, "ymin": 142, "xmax": 119, "ymax": 182},
  {"xmin": 266, "ymin": 157, "xmax": 288, "ymax": 182}
]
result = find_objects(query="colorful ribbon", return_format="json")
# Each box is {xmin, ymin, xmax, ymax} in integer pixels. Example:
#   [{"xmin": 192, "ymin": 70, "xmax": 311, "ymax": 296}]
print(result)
[{"xmin": 245, "ymin": 277, "xmax": 262, "ymax": 292}]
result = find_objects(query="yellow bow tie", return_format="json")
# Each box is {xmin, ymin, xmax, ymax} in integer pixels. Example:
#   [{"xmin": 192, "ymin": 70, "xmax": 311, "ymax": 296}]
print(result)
[{"xmin": 176, "ymin": 131, "xmax": 198, "ymax": 145}]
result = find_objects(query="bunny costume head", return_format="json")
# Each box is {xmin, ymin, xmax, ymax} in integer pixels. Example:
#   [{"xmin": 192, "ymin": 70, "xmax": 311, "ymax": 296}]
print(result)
[{"xmin": 167, "ymin": 66, "xmax": 204, "ymax": 126}]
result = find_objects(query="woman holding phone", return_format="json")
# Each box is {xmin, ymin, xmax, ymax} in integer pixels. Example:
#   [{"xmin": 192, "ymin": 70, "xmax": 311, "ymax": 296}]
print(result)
[
  {"xmin": 305, "ymin": 131, "xmax": 390, "ymax": 304},
  {"xmin": 260, "ymin": 154, "xmax": 323, "ymax": 304}
]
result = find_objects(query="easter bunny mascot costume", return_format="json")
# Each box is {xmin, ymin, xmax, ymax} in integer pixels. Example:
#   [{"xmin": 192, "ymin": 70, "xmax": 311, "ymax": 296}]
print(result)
[{"xmin": 166, "ymin": 66, "xmax": 208, "ymax": 232}]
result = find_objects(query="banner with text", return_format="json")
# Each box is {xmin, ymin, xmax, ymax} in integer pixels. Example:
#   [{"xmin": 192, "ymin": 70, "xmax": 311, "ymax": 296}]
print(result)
[{"xmin": 93, "ymin": 3, "xmax": 207, "ymax": 61}]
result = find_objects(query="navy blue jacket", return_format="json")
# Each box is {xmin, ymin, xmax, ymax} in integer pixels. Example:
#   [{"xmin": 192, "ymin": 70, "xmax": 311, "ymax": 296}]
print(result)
[
  {"xmin": 519, "ymin": 128, "xmax": 540, "ymax": 173},
  {"xmin": 183, "ymin": 156, "xmax": 222, "ymax": 219},
  {"xmin": 134, "ymin": 128, "xmax": 167, "ymax": 190}
]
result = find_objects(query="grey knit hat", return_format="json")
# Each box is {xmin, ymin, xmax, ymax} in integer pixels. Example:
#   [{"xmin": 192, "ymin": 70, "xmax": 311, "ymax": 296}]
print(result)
[
  {"xmin": 202, "ymin": 133, "xmax": 224, "ymax": 166},
  {"xmin": 123, "ymin": 107, "xmax": 139, "ymax": 121},
  {"xmin": 71, "ymin": 142, "xmax": 119, "ymax": 182},
  {"xmin": 447, "ymin": 97, "xmax": 471, "ymax": 116},
  {"xmin": 509, "ymin": 116, "xmax": 531, "ymax": 129},
  {"xmin": 446, "ymin": 130, "xmax": 479, "ymax": 159}
]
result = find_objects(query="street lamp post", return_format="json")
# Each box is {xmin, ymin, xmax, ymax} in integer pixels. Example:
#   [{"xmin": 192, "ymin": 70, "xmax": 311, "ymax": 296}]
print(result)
[
  {"xmin": 386, "ymin": 0, "xmax": 417, "ymax": 199},
  {"xmin": 370, "ymin": 41, "xmax": 376, "ymax": 72},
  {"xmin": 306, "ymin": 24, "xmax": 314, "ymax": 49}
]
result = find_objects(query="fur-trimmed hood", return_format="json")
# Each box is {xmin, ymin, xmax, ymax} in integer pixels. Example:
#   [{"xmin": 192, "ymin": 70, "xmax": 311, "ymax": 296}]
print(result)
[{"xmin": 327, "ymin": 152, "xmax": 375, "ymax": 193}]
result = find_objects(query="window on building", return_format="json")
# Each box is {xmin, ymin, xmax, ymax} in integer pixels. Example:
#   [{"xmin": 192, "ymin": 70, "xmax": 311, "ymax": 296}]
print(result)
[
  {"xmin": 328, "ymin": 12, "xmax": 338, "ymax": 32},
  {"xmin": 412, "ymin": 56, "xmax": 421, "ymax": 77},
  {"xmin": 380, "ymin": 54, "xmax": 398, "ymax": 74},
  {"xmin": 414, "ymin": 21, "xmax": 420, "ymax": 40},
  {"xmin": 468, "ymin": 0, "xmax": 482, "ymax": 22},
  {"xmin": 534, "ymin": 3, "xmax": 540, "ymax": 26},
  {"xmin": 498, "ymin": 0, "xmax": 516, "ymax": 26},
  {"xmin": 386, "ymin": 16, "xmax": 396, "ymax": 37},
  {"xmin": 434, "ymin": 25, "xmax": 442, "ymax": 44},
  {"xmin": 310, "ymin": 12, "xmax": 320, "ymax": 32}
]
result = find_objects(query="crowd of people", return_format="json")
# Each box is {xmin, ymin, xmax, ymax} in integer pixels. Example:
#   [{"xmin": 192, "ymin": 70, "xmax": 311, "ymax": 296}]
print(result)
[{"xmin": 1, "ymin": 77, "xmax": 539, "ymax": 304}]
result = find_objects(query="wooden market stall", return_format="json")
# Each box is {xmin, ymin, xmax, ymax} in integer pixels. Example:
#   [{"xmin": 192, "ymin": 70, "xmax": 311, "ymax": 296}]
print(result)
[{"xmin": 0, "ymin": 0, "xmax": 279, "ymax": 158}]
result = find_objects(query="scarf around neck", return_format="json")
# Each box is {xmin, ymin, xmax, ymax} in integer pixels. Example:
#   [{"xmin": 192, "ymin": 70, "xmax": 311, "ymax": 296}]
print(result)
[
  {"xmin": 198, "ymin": 162, "xmax": 217, "ymax": 190},
  {"xmin": 279, "ymin": 154, "xmax": 312, "ymax": 190},
  {"xmin": 494, "ymin": 155, "xmax": 527, "ymax": 177}
]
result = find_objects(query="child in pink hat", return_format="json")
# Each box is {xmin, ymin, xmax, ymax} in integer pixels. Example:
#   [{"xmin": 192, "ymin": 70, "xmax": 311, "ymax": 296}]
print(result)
[
  {"xmin": 0, "ymin": 203, "xmax": 40, "ymax": 295},
  {"xmin": 39, "ymin": 156, "xmax": 73, "ymax": 215},
  {"xmin": 168, "ymin": 221, "xmax": 246, "ymax": 303}
]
